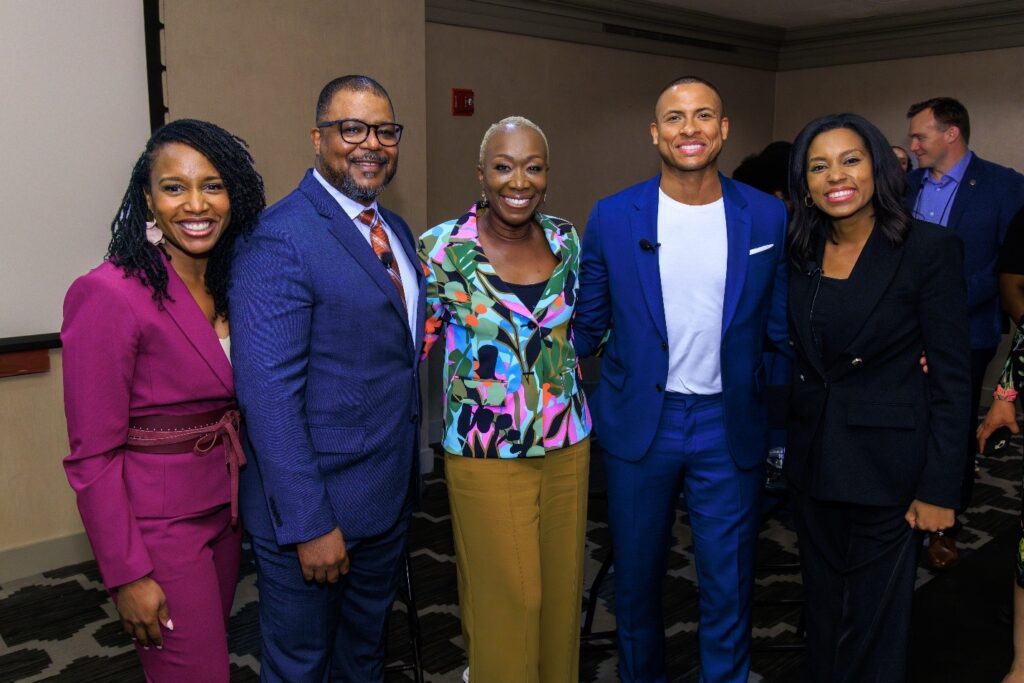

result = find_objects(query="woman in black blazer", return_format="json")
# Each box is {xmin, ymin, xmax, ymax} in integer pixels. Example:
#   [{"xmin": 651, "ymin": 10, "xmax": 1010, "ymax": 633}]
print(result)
[{"xmin": 785, "ymin": 113, "xmax": 971, "ymax": 683}]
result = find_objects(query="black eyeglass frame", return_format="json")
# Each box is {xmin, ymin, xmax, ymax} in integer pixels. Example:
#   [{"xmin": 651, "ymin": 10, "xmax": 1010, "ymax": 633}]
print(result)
[{"xmin": 315, "ymin": 118, "xmax": 404, "ymax": 146}]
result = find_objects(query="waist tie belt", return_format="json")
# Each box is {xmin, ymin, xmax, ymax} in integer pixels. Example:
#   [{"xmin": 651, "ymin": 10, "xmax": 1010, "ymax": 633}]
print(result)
[{"xmin": 127, "ymin": 405, "xmax": 245, "ymax": 525}]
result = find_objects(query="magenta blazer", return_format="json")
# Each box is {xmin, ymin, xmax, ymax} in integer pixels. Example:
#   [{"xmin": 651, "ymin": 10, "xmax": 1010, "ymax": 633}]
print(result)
[{"xmin": 62, "ymin": 258, "xmax": 236, "ymax": 589}]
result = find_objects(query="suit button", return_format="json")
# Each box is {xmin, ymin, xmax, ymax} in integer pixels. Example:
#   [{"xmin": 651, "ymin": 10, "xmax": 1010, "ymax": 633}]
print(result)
[
  {"xmin": 661, "ymin": 342, "xmax": 669, "ymax": 351},
  {"xmin": 799, "ymin": 373, "xmax": 805, "ymax": 381},
  {"xmin": 655, "ymin": 383, "xmax": 663, "ymax": 392},
  {"xmin": 788, "ymin": 339, "xmax": 795, "ymax": 347},
  {"xmin": 851, "ymin": 357, "xmax": 863, "ymax": 366}
]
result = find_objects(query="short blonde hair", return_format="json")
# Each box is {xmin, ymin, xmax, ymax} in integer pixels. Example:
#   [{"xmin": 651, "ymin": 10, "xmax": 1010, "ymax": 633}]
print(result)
[{"xmin": 478, "ymin": 116, "xmax": 550, "ymax": 166}]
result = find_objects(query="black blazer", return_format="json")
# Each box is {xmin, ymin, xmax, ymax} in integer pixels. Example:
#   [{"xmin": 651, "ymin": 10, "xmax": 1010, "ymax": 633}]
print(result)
[{"xmin": 785, "ymin": 220, "xmax": 971, "ymax": 509}]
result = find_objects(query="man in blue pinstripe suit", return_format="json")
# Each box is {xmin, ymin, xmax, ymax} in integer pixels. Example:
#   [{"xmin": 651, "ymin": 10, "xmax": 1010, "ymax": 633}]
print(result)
[{"xmin": 231, "ymin": 75, "xmax": 425, "ymax": 683}]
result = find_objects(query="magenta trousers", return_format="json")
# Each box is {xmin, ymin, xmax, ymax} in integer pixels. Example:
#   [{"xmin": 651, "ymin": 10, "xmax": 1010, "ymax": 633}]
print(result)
[{"xmin": 127, "ymin": 504, "xmax": 242, "ymax": 682}]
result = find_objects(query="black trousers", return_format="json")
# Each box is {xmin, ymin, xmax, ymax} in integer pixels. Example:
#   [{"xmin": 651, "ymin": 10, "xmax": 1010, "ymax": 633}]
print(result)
[{"xmin": 794, "ymin": 494, "xmax": 923, "ymax": 683}]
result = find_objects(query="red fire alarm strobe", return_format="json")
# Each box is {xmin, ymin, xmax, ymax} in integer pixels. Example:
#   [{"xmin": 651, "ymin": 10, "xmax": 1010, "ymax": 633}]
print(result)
[{"xmin": 452, "ymin": 88, "xmax": 474, "ymax": 116}]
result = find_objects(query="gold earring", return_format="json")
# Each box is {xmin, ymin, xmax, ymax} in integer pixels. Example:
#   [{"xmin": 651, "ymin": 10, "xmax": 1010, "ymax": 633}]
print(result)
[{"xmin": 479, "ymin": 191, "xmax": 489, "ymax": 209}]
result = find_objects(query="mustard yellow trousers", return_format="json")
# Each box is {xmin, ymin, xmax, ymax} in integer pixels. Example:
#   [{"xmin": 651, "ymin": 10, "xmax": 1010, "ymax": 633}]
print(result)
[{"xmin": 445, "ymin": 438, "xmax": 590, "ymax": 683}]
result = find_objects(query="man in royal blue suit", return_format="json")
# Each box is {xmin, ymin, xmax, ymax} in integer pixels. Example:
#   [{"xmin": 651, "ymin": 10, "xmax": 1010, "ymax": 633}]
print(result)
[
  {"xmin": 906, "ymin": 96, "xmax": 1024, "ymax": 569},
  {"xmin": 231, "ymin": 75, "xmax": 425, "ymax": 682},
  {"xmin": 574, "ymin": 76, "xmax": 788, "ymax": 683}
]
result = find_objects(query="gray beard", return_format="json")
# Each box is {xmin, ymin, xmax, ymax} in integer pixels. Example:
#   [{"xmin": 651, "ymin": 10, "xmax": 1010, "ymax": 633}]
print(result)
[{"xmin": 319, "ymin": 159, "xmax": 397, "ymax": 204}]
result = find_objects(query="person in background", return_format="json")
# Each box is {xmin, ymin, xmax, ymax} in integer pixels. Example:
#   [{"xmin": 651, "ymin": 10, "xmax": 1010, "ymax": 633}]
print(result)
[
  {"xmin": 906, "ymin": 96, "xmax": 1024, "ymax": 568},
  {"xmin": 230, "ymin": 75, "xmax": 425, "ymax": 682},
  {"xmin": 574, "ymin": 76, "xmax": 789, "ymax": 683},
  {"xmin": 419, "ymin": 116, "xmax": 591, "ymax": 683},
  {"xmin": 975, "ymin": 205, "xmax": 1024, "ymax": 683},
  {"xmin": 732, "ymin": 140, "xmax": 793, "ymax": 214},
  {"xmin": 786, "ymin": 113, "xmax": 970, "ymax": 682},
  {"xmin": 62, "ymin": 119, "xmax": 265, "ymax": 682},
  {"xmin": 892, "ymin": 145, "xmax": 912, "ymax": 174}
]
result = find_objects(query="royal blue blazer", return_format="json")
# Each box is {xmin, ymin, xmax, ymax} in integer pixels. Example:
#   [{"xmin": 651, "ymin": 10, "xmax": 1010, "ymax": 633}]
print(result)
[{"xmin": 574, "ymin": 175, "xmax": 789, "ymax": 468}]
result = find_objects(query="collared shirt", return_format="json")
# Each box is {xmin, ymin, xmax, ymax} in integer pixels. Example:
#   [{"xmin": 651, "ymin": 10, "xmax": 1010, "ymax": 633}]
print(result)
[
  {"xmin": 312, "ymin": 169, "xmax": 419, "ymax": 336},
  {"xmin": 419, "ymin": 203, "xmax": 592, "ymax": 458},
  {"xmin": 913, "ymin": 150, "xmax": 973, "ymax": 226}
]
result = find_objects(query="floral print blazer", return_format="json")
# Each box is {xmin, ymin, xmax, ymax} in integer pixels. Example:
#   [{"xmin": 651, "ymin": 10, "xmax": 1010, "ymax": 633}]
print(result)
[{"xmin": 419, "ymin": 203, "xmax": 592, "ymax": 458}]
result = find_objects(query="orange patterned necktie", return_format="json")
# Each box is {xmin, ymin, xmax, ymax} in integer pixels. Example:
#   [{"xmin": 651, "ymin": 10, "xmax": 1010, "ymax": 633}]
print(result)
[{"xmin": 358, "ymin": 208, "xmax": 406, "ymax": 308}]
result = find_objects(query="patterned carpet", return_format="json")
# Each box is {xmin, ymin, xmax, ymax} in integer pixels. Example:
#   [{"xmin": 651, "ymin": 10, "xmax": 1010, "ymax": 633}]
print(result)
[{"xmin": 1, "ymin": 438, "xmax": 1020, "ymax": 682}]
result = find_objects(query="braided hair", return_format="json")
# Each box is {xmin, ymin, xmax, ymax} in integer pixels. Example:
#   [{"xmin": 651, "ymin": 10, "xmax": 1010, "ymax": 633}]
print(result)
[{"xmin": 107, "ymin": 119, "xmax": 266, "ymax": 318}]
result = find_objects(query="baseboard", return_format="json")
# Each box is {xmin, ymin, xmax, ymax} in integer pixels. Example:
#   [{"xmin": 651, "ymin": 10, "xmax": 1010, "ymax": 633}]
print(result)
[{"xmin": 0, "ymin": 532, "xmax": 94, "ymax": 583}]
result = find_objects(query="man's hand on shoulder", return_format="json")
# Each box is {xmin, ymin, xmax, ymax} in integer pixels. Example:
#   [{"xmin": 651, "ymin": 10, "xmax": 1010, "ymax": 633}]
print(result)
[{"xmin": 297, "ymin": 528, "xmax": 349, "ymax": 583}]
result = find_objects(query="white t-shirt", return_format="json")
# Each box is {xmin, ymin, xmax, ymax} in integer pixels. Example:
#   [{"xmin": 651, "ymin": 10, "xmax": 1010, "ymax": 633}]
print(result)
[{"xmin": 657, "ymin": 190, "xmax": 728, "ymax": 394}]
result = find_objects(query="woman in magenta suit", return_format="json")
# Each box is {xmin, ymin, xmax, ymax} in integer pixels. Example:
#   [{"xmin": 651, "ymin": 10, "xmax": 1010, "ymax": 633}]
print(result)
[{"xmin": 61, "ymin": 119, "xmax": 265, "ymax": 682}]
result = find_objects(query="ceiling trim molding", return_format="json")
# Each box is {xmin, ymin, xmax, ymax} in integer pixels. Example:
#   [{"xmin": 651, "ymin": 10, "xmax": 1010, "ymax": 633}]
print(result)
[
  {"xmin": 779, "ymin": 0, "xmax": 1024, "ymax": 70},
  {"xmin": 425, "ymin": 0, "xmax": 1024, "ymax": 71},
  {"xmin": 425, "ymin": 0, "xmax": 782, "ymax": 70}
]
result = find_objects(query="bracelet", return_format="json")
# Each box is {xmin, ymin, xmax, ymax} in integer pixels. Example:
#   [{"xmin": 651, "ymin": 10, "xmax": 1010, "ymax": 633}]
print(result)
[{"xmin": 993, "ymin": 386, "xmax": 1018, "ymax": 402}]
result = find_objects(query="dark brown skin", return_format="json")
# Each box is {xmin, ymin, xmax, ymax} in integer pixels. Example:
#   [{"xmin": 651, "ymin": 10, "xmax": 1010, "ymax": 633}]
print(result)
[{"xmin": 476, "ymin": 126, "xmax": 557, "ymax": 286}]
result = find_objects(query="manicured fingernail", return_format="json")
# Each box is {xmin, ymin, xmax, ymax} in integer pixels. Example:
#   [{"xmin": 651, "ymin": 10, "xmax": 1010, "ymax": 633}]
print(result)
[
  {"xmin": 156, "ymin": 645, "xmax": 163, "ymax": 650},
  {"xmin": 165, "ymin": 619, "xmax": 174, "ymax": 631},
  {"xmin": 143, "ymin": 646, "xmax": 150, "ymax": 651}
]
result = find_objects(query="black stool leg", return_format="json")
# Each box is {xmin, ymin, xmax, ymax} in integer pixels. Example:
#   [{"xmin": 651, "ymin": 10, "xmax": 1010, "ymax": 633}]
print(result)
[{"xmin": 403, "ymin": 550, "xmax": 424, "ymax": 683}]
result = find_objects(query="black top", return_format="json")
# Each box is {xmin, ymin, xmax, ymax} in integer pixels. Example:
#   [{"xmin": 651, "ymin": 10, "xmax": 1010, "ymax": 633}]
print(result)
[
  {"xmin": 810, "ymin": 275, "xmax": 850, "ymax": 368},
  {"xmin": 506, "ymin": 280, "xmax": 548, "ymax": 312},
  {"xmin": 998, "ymin": 205, "xmax": 1024, "ymax": 275}
]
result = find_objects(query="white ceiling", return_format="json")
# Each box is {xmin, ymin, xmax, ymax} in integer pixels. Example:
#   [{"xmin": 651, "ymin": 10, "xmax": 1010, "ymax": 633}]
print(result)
[{"xmin": 643, "ymin": 0, "xmax": 1002, "ymax": 29}]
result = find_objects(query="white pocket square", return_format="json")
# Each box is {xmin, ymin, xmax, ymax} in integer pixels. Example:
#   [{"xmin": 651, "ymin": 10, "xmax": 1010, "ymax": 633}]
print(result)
[{"xmin": 748, "ymin": 243, "xmax": 774, "ymax": 255}]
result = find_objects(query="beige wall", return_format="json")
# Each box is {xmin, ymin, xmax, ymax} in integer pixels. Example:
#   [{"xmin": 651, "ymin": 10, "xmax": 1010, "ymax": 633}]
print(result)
[
  {"xmin": 0, "ymin": 353, "xmax": 82, "ymax": 564},
  {"xmin": 163, "ymin": 0, "xmax": 428, "ymax": 230},
  {"xmin": 773, "ymin": 46, "xmax": 1024, "ymax": 172},
  {"xmin": 422, "ymin": 23, "xmax": 778, "ymax": 440},
  {"xmin": 424, "ymin": 23, "xmax": 778, "ymax": 230},
  {"xmin": 7, "ymin": 12, "xmax": 1024, "ymax": 580},
  {"xmin": 0, "ymin": 0, "xmax": 430, "ymax": 581}
]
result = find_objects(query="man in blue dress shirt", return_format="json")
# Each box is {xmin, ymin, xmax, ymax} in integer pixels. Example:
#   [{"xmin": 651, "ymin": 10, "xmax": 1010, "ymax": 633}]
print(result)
[{"xmin": 907, "ymin": 96, "xmax": 1024, "ymax": 568}]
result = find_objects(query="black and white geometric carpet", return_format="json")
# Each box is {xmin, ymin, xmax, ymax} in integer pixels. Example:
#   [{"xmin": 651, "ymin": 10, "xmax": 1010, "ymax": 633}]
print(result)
[{"xmin": 2, "ymin": 438, "xmax": 1020, "ymax": 682}]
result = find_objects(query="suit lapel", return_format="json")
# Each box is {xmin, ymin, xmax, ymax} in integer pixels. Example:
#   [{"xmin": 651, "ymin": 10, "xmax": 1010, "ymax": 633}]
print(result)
[
  {"xmin": 825, "ymin": 226, "xmax": 904, "ymax": 364},
  {"xmin": 382, "ymin": 207, "xmax": 426, "ymax": 351},
  {"xmin": 789, "ymin": 256, "xmax": 827, "ymax": 379},
  {"xmin": 721, "ymin": 176, "xmax": 751, "ymax": 334},
  {"xmin": 945, "ymin": 155, "xmax": 981, "ymax": 233},
  {"xmin": 445, "ymin": 206, "xmax": 542, "ymax": 324},
  {"xmin": 162, "ymin": 258, "xmax": 233, "ymax": 394},
  {"xmin": 631, "ymin": 177, "xmax": 668, "ymax": 342},
  {"xmin": 299, "ymin": 174, "xmax": 411, "ymax": 333}
]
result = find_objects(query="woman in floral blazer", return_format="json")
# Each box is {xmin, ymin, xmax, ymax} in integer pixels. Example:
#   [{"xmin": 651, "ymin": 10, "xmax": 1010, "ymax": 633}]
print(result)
[{"xmin": 419, "ymin": 116, "xmax": 591, "ymax": 682}]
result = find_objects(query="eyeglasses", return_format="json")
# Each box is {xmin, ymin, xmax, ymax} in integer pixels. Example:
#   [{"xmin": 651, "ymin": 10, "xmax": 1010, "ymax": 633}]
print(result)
[{"xmin": 316, "ymin": 118, "xmax": 403, "ymax": 146}]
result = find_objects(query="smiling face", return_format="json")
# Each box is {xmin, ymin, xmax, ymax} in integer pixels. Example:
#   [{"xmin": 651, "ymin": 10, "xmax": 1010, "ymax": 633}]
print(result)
[
  {"xmin": 312, "ymin": 88, "xmax": 399, "ymax": 205},
  {"xmin": 477, "ymin": 125, "xmax": 548, "ymax": 231},
  {"xmin": 144, "ymin": 142, "xmax": 231, "ymax": 261},
  {"xmin": 805, "ymin": 127, "xmax": 876, "ymax": 229},
  {"xmin": 907, "ymin": 107, "xmax": 958, "ymax": 175},
  {"xmin": 650, "ymin": 82, "xmax": 728, "ymax": 177}
]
